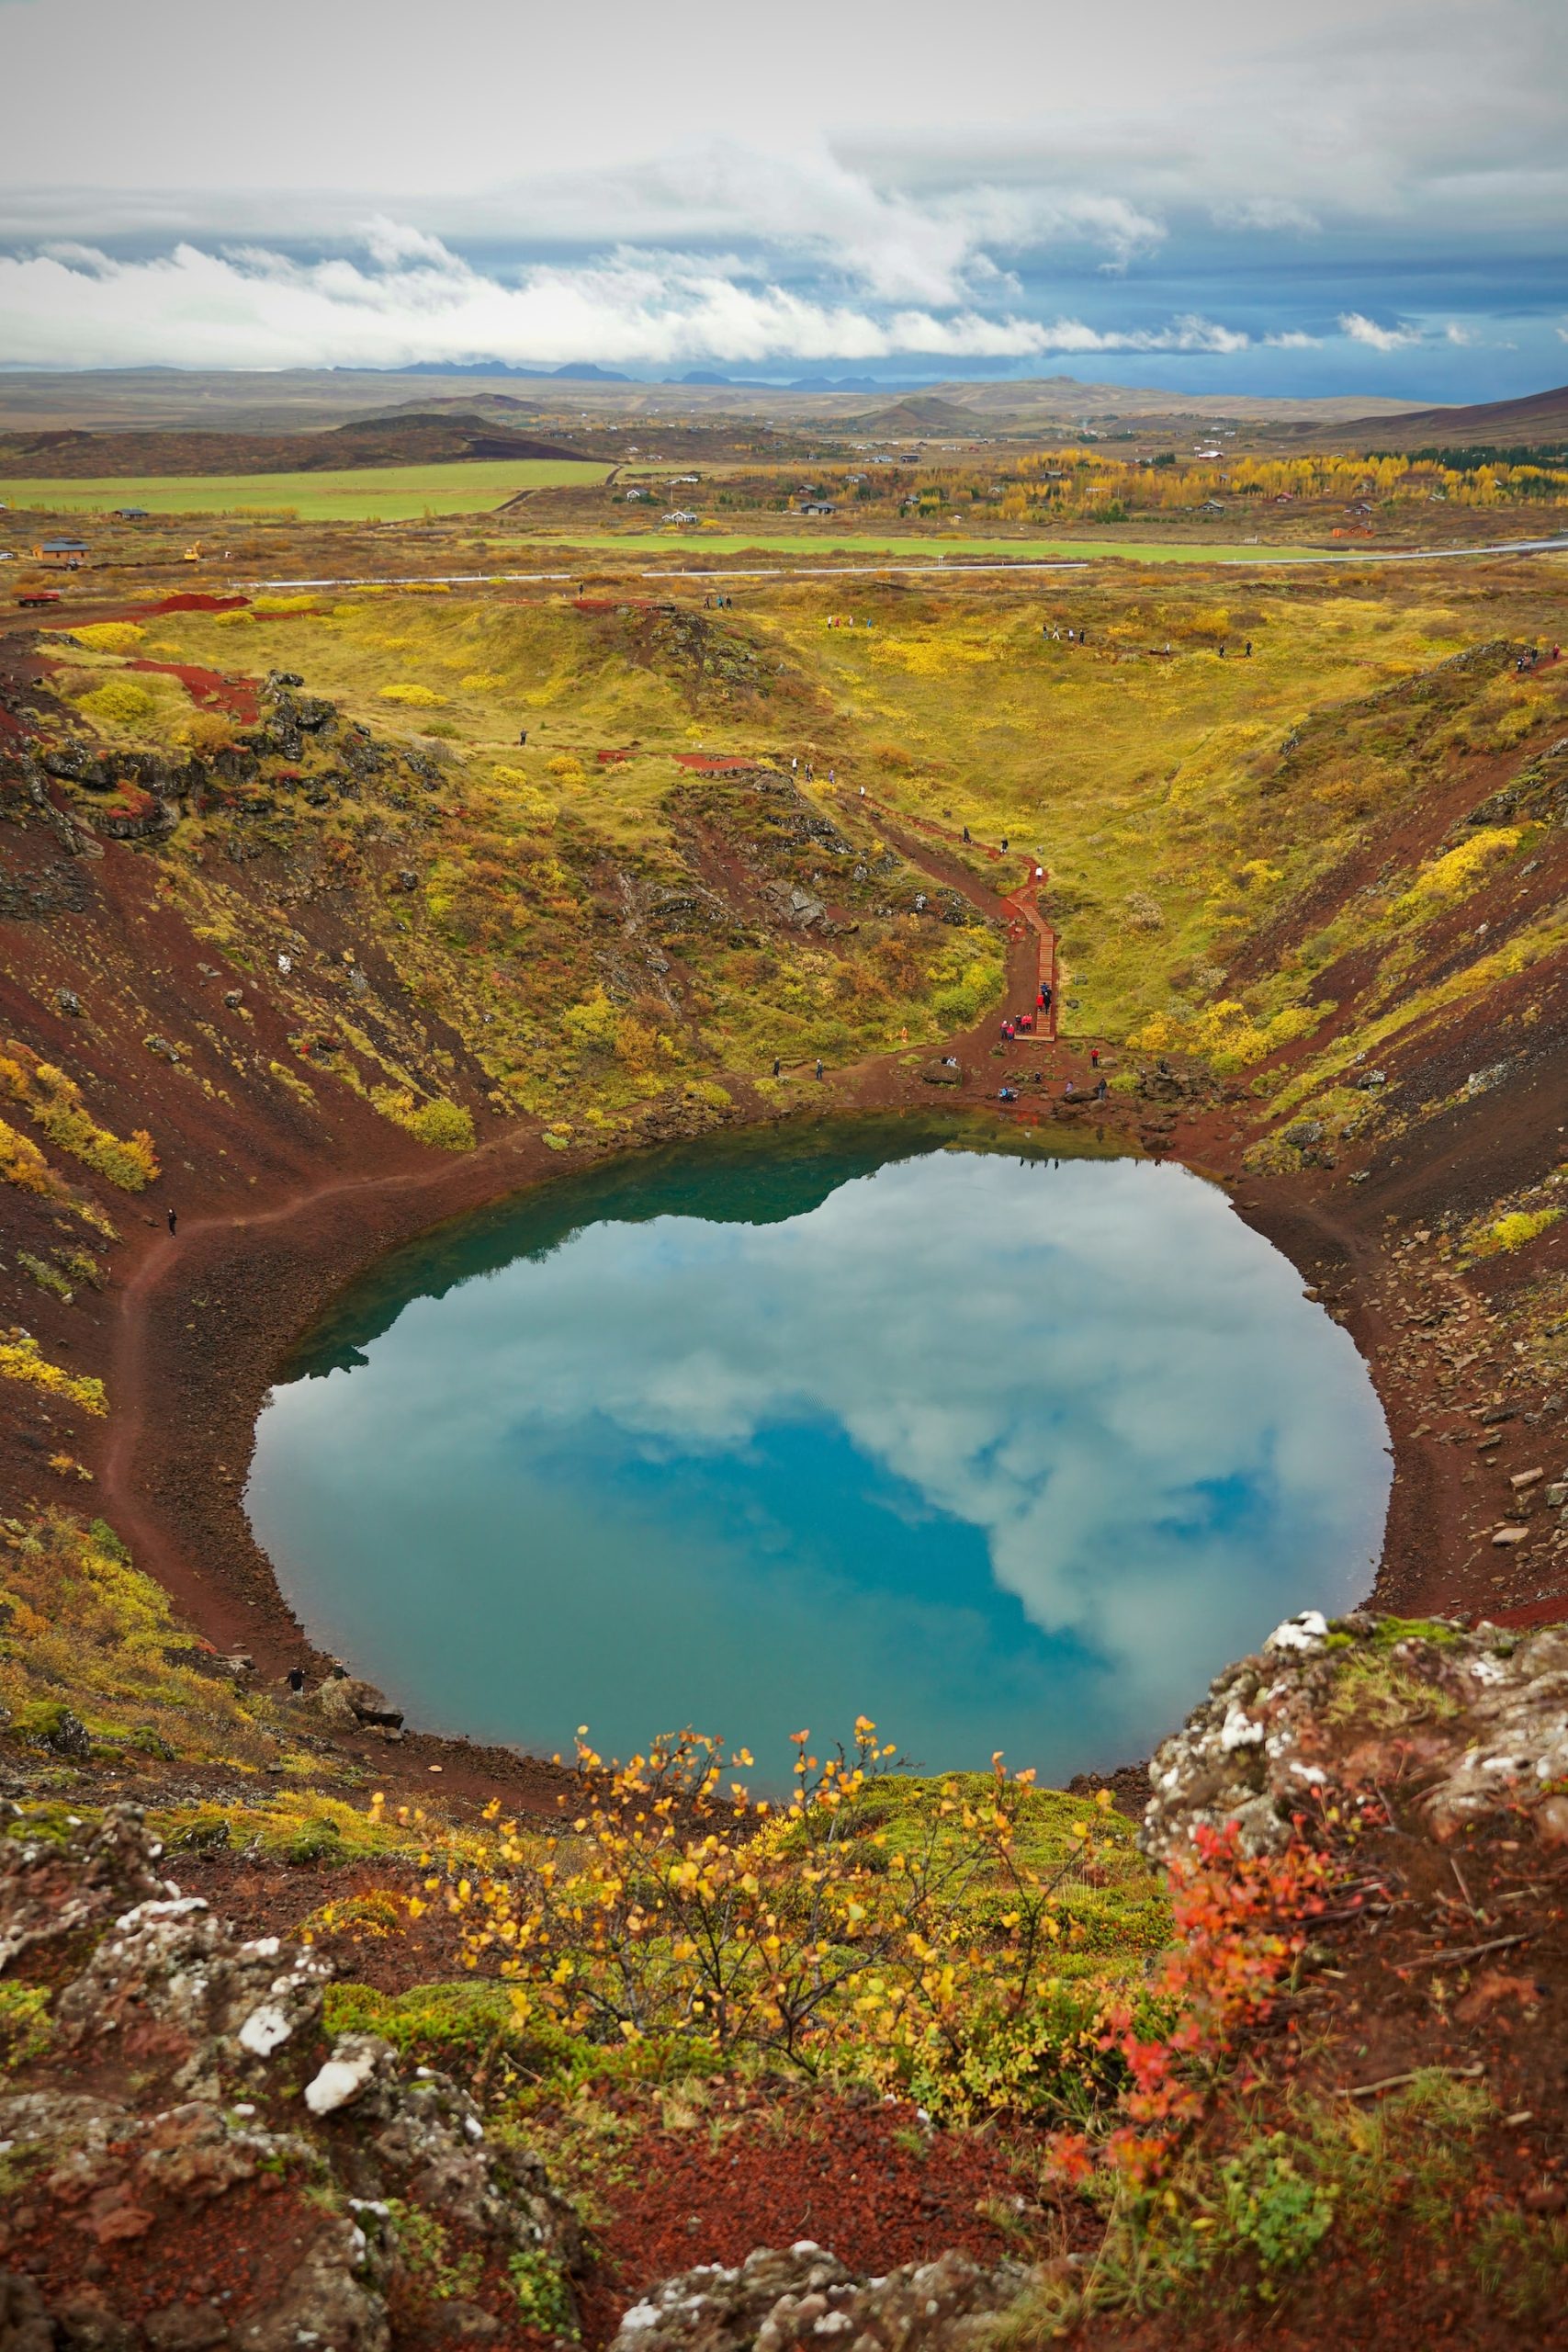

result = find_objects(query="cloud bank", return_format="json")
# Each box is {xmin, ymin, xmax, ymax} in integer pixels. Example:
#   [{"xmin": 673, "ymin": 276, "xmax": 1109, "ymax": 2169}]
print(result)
[{"xmin": 0, "ymin": 0, "xmax": 1562, "ymax": 386}]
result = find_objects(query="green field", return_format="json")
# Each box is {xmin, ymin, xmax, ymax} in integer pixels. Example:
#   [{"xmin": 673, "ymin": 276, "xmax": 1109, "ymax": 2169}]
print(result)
[
  {"xmin": 0, "ymin": 458, "xmax": 613, "ymax": 522},
  {"xmin": 531, "ymin": 528, "xmax": 1319, "ymax": 567}
]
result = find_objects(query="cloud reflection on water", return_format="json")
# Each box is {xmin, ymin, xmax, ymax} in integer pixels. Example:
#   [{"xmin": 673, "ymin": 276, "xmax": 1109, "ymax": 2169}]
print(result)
[{"xmin": 250, "ymin": 1148, "xmax": 1390, "ymax": 1778}]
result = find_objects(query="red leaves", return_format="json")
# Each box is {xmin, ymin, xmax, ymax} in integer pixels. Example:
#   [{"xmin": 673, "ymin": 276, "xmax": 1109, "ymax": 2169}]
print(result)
[{"xmin": 1063, "ymin": 1825, "xmax": 1338, "ymax": 2190}]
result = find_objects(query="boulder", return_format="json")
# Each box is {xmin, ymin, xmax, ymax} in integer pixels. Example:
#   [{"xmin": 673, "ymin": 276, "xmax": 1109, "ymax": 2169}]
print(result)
[
  {"xmin": 1141, "ymin": 1615, "xmax": 1568, "ymax": 1859},
  {"xmin": 312, "ymin": 1675, "xmax": 403, "ymax": 1731},
  {"xmin": 609, "ymin": 2245, "xmax": 1028, "ymax": 2352}
]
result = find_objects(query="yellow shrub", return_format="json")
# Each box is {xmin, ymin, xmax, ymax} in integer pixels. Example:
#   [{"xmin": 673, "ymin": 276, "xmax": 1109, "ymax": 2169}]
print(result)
[
  {"xmin": 213, "ymin": 610, "xmax": 255, "ymax": 628},
  {"xmin": 378, "ymin": 683, "xmax": 447, "ymax": 708},
  {"xmin": 0, "ymin": 1117, "xmax": 57, "ymax": 1197},
  {"xmin": 1393, "ymin": 829, "xmax": 1522, "ymax": 919},
  {"xmin": 72, "ymin": 622, "xmax": 147, "ymax": 653},
  {"xmin": 1476, "ymin": 1207, "xmax": 1562, "ymax": 1256},
  {"xmin": 251, "ymin": 594, "xmax": 321, "ymax": 616},
  {"xmin": 178, "ymin": 709, "xmax": 239, "ymax": 757},
  {"xmin": 370, "ymin": 1087, "xmax": 475, "ymax": 1150},
  {"xmin": 72, "ymin": 679, "xmax": 161, "ymax": 732},
  {"xmin": 0, "ymin": 1051, "xmax": 159, "ymax": 1191},
  {"xmin": 0, "ymin": 1329, "xmax": 107, "ymax": 1417},
  {"xmin": 459, "ymin": 672, "xmax": 504, "ymax": 694}
]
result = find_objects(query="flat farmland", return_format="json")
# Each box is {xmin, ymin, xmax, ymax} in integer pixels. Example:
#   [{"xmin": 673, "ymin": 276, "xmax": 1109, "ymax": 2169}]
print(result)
[
  {"xmin": 521, "ymin": 526, "xmax": 1318, "ymax": 565},
  {"xmin": 0, "ymin": 457, "xmax": 613, "ymax": 521}
]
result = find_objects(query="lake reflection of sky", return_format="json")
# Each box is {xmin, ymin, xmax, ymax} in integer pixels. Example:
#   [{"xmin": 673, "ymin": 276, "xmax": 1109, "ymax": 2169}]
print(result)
[{"xmin": 247, "ymin": 1128, "xmax": 1391, "ymax": 1782}]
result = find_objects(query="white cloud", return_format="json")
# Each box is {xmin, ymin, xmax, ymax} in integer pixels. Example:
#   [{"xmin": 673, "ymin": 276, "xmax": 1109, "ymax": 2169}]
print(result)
[
  {"xmin": 1338, "ymin": 311, "xmax": 1419, "ymax": 350},
  {"xmin": 1265, "ymin": 330, "xmax": 1323, "ymax": 348},
  {"xmin": 0, "ymin": 230, "xmax": 1253, "ymax": 370},
  {"xmin": 1213, "ymin": 197, "xmax": 1321, "ymax": 234}
]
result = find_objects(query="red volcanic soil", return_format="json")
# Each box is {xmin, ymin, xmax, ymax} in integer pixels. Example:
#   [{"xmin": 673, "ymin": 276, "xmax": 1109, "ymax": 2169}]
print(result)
[
  {"xmin": 138, "ymin": 592, "xmax": 251, "ymax": 616},
  {"xmin": 125, "ymin": 657, "xmax": 260, "ymax": 720}
]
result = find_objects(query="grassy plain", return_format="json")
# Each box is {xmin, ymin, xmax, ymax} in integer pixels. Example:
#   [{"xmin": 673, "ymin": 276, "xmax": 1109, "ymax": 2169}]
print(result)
[
  {"xmin": 499, "ymin": 528, "xmax": 1316, "ymax": 565},
  {"xmin": 0, "ymin": 458, "xmax": 612, "ymax": 520}
]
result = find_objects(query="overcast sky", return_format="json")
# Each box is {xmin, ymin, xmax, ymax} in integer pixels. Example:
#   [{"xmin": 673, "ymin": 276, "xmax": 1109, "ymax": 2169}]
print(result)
[{"xmin": 1, "ymin": 0, "xmax": 1564, "ymax": 394}]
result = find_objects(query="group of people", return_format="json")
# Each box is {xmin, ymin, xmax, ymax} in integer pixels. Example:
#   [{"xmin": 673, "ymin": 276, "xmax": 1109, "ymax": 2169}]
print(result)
[{"xmin": 995, "ymin": 999, "xmax": 1109, "ymax": 1109}]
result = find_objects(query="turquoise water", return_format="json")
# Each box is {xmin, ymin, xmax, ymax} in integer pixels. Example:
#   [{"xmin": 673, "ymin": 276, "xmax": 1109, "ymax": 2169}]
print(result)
[{"xmin": 247, "ymin": 1118, "xmax": 1390, "ymax": 1782}]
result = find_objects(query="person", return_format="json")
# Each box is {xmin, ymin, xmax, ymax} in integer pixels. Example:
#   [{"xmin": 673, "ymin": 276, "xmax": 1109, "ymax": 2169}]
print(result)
[
  {"xmin": 1064, "ymin": 1076, "xmax": 1076, "ymax": 1098},
  {"xmin": 287, "ymin": 1666, "xmax": 306, "ymax": 1697},
  {"xmin": 828, "ymin": 768, "xmax": 835, "ymax": 785},
  {"xmin": 1020, "ymin": 1010, "xmax": 1032, "ymax": 1033},
  {"xmin": 792, "ymin": 755, "xmax": 798, "ymax": 772},
  {"xmin": 167, "ymin": 1206, "xmax": 177, "ymax": 1236},
  {"xmin": 962, "ymin": 825, "xmax": 970, "ymax": 843},
  {"xmin": 773, "ymin": 1057, "xmax": 781, "ymax": 1078},
  {"xmin": 1245, "ymin": 641, "xmax": 1252, "ymax": 658},
  {"xmin": 1095, "ymin": 1077, "xmax": 1109, "ymax": 1102},
  {"xmin": 518, "ymin": 729, "xmax": 527, "ymax": 745},
  {"xmin": 815, "ymin": 1057, "xmax": 824, "ymax": 1080},
  {"xmin": 1040, "ymin": 982, "xmax": 1052, "ymax": 1011},
  {"xmin": 859, "ymin": 783, "xmax": 866, "ymax": 797},
  {"xmin": 998, "ymin": 1085, "xmax": 1018, "ymax": 1102},
  {"xmin": 1218, "ymin": 643, "xmax": 1226, "ymax": 658},
  {"xmin": 1000, "ymin": 836, "xmax": 1009, "ymax": 853},
  {"xmin": 1002, "ymin": 1019, "xmax": 1015, "ymax": 1041},
  {"xmin": 1089, "ymin": 1046, "xmax": 1100, "ymax": 1069}
]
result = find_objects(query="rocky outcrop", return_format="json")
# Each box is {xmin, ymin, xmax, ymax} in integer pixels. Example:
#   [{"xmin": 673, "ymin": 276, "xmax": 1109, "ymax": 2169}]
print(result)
[
  {"xmin": 1141, "ymin": 1610, "xmax": 1568, "ymax": 1860},
  {"xmin": 0, "ymin": 1810, "xmax": 578, "ymax": 2351},
  {"xmin": 609, "ymin": 2244, "xmax": 1030, "ymax": 2352}
]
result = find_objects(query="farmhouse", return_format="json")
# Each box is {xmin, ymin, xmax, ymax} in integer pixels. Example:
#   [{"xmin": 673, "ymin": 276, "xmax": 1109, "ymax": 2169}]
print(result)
[
  {"xmin": 797, "ymin": 500, "xmax": 838, "ymax": 515},
  {"xmin": 111, "ymin": 507, "xmax": 150, "ymax": 520},
  {"xmin": 661, "ymin": 510, "xmax": 698, "ymax": 526},
  {"xmin": 34, "ymin": 535, "xmax": 88, "ymax": 564}
]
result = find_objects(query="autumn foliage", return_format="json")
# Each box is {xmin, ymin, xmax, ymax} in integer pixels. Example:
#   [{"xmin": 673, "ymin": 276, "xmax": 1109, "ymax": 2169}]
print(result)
[{"xmin": 396, "ymin": 1723, "xmax": 1127, "ymax": 2120}]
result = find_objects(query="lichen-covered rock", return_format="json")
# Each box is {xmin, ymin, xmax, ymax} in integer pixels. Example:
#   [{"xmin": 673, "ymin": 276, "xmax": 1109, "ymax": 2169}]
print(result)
[
  {"xmin": 231, "ymin": 2217, "xmax": 388, "ymax": 2352},
  {"xmin": 609, "ymin": 2244, "xmax": 1029, "ymax": 2352},
  {"xmin": 1141, "ymin": 1611, "xmax": 1568, "ymax": 1860},
  {"xmin": 53, "ymin": 1892, "xmax": 333, "ymax": 2095},
  {"xmin": 0, "ymin": 1815, "xmax": 579, "ymax": 2348},
  {"xmin": 0, "ymin": 1804, "xmax": 172, "ymax": 1970}
]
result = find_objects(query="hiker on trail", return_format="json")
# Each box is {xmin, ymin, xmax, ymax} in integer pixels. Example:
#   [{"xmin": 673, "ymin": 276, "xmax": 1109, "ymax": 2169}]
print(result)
[
  {"xmin": 1002, "ymin": 1019, "xmax": 1015, "ymax": 1041},
  {"xmin": 1040, "ymin": 983, "xmax": 1052, "ymax": 1012},
  {"xmin": 962, "ymin": 825, "xmax": 970, "ymax": 842},
  {"xmin": 1020, "ymin": 1011, "xmax": 1033, "ymax": 1034},
  {"xmin": 998, "ymin": 1086, "xmax": 1018, "ymax": 1103},
  {"xmin": 859, "ymin": 783, "xmax": 866, "ymax": 797},
  {"xmin": 792, "ymin": 756, "xmax": 798, "ymax": 772},
  {"xmin": 1095, "ymin": 1077, "xmax": 1109, "ymax": 1102},
  {"xmin": 167, "ymin": 1207, "xmax": 177, "ymax": 1236},
  {"xmin": 829, "ymin": 768, "xmax": 835, "ymax": 785},
  {"xmin": 1218, "ymin": 644, "xmax": 1226, "ymax": 658},
  {"xmin": 287, "ymin": 1667, "xmax": 306, "ymax": 1697},
  {"xmin": 1064, "ymin": 1077, "xmax": 1076, "ymax": 1099},
  {"xmin": 1245, "ymin": 641, "xmax": 1253, "ymax": 658},
  {"xmin": 773, "ymin": 1057, "xmax": 782, "ymax": 1078},
  {"xmin": 518, "ymin": 729, "xmax": 528, "ymax": 745},
  {"xmin": 815, "ymin": 1057, "xmax": 825, "ymax": 1081},
  {"xmin": 1000, "ymin": 837, "xmax": 1009, "ymax": 853},
  {"xmin": 1089, "ymin": 1046, "xmax": 1100, "ymax": 1069}
]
